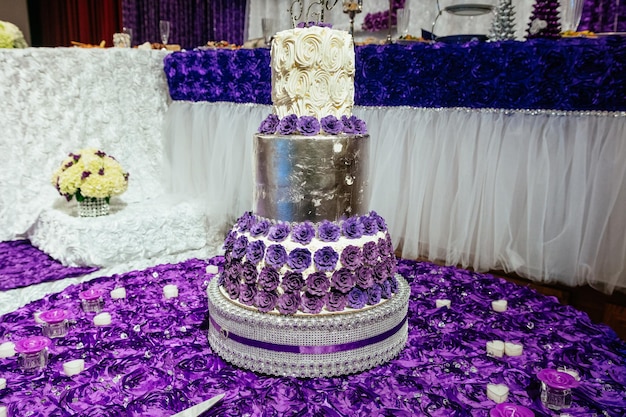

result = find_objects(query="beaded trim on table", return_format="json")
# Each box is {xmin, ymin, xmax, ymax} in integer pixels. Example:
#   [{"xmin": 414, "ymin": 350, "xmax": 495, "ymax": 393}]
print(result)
[
  {"xmin": 77, "ymin": 198, "xmax": 109, "ymax": 217},
  {"xmin": 207, "ymin": 274, "xmax": 410, "ymax": 377}
]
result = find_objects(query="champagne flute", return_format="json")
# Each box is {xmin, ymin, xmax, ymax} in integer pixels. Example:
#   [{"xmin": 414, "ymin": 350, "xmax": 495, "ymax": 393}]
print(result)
[{"xmin": 159, "ymin": 20, "xmax": 171, "ymax": 45}]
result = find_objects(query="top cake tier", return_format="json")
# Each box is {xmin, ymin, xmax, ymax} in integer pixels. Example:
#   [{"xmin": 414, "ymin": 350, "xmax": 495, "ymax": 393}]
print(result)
[{"xmin": 271, "ymin": 26, "xmax": 355, "ymax": 119}]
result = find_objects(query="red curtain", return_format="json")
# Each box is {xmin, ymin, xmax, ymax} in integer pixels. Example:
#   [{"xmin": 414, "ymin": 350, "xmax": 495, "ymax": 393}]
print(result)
[{"xmin": 28, "ymin": 0, "xmax": 122, "ymax": 47}]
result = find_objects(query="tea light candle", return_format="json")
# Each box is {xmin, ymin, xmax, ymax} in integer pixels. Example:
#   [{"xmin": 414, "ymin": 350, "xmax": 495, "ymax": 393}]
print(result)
[
  {"xmin": 14, "ymin": 336, "xmax": 51, "ymax": 371},
  {"xmin": 486, "ymin": 383, "xmax": 509, "ymax": 404},
  {"xmin": 110, "ymin": 287, "xmax": 127, "ymax": 299},
  {"xmin": 79, "ymin": 288, "xmax": 104, "ymax": 313},
  {"xmin": 492, "ymin": 300, "xmax": 507, "ymax": 312},
  {"xmin": 39, "ymin": 309, "xmax": 70, "ymax": 339},
  {"xmin": 0, "ymin": 377, "xmax": 6, "ymax": 390},
  {"xmin": 486, "ymin": 340, "xmax": 505, "ymax": 358},
  {"xmin": 206, "ymin": 265, "xmax": 219, "ymax": 274},
  {"xmin": 538, "ymin": 369, "xmax": 579, "ymax": 410},
  {"xmin": 489, "ymin": 403, "xmax": 534, "ymax": 417},
  {"xmin": 0, "ymin": 342, "xmax": 15, "ymax": 358},
  {"xmin": 557, "ymin": 366, "xmax": 580, "ymax": 381},
  {"xmin": 435, "ymin": 299, "xmax": 451, "ymax": 309},
  {"xmin": 163, "ymin": 284, "xmax": 179, "ymax": 299},
  {"xmin": 93, "ymin": 312, "xmax": 112, "ymax": 326},
  {"xmin": 34, "ymin": 311, "xmax": 45, "ymax": 324},
  {"xmin": 63, "ymin": 359, "xmax": 85, "ymax": 376},
  {"xmin": 0, "ymin": 405, "xmax": 7, "ymax": 417},
  {"xmin": 504, "ymin": 342, "xmax": 523, "ymax": 357}
]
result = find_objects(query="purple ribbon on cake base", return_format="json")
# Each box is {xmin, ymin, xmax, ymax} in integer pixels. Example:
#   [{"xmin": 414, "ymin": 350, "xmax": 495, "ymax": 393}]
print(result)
[{"xmin": 209, "ymin": 315, "xmax": 407, "ymax": 355}]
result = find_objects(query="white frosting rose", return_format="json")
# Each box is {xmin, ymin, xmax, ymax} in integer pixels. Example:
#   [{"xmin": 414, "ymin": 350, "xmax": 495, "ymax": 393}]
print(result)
[{"xmin": 330, "ymin": 72, "xmax": 353, "ymax": 110}]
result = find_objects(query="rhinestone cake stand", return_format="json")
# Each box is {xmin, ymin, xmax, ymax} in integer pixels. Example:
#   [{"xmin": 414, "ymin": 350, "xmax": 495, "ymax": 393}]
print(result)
[{"xmin": 207, "ymin": 275, "xmax": 410, "ymax": 378}]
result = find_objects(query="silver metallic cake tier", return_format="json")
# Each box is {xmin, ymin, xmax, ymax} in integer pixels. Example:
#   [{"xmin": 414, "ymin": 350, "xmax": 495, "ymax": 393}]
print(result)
[
  {"xmin": 206, "ymin": 274, "xmax": 410, "ymax": 378},
  {"xmin": 253, "ymin": 134, "xmax": 369, "ymax": 223}
]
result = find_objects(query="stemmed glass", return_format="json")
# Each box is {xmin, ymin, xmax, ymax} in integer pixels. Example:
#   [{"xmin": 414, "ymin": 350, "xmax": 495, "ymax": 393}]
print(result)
[
  {"xmin": 342, "ymin": 0, "xmax": 362, "ymax": 36},
  {"xmin": 396, "ymin": 8, "xmax": 411, "ymax": 38},
  {"xmin": 159, "ymin": 20, "xmax": 171, "ymax": 45}
]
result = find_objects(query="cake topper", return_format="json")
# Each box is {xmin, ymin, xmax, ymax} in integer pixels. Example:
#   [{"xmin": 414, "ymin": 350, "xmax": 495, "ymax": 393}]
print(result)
[{"xmin": 289, "ymin": 0, "xmax": 339, "ymax": 27}]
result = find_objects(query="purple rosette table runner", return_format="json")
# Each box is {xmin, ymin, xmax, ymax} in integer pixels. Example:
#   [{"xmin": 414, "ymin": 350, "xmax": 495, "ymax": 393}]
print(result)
[
  {"xmin": 164, "ymin": 37, "xmax": 626, "ymax": 111},
  {"xmin": 0, "ymin": 240, "xmax": 98, "ymax": 291},
  {"xmin": 0, "ymin": 258, "xmax": 625, "ymax": 415}
]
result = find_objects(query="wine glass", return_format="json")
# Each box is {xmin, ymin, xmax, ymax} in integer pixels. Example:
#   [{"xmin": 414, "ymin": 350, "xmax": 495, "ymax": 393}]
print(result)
[
  {"xmin": 396, "ymin": 8, "xmax": 411, "ymax": 38},
  {"xmin": 159, "ymin": 20, "xmax": 171, "ymax": 45},
  {"xmin": 342, "ymin": 0, "xmax": 362, "ymax": 36}
]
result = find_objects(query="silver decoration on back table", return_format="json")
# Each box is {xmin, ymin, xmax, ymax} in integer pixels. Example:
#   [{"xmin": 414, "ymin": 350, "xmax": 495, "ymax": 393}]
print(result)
[{"xmin": 289, "ymin": 0, "xmax": 339, "ymax": 27}]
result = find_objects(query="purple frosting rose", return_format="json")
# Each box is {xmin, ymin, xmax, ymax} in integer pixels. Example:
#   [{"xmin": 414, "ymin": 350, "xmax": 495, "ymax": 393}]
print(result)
[
  {"xmin": 342, "ymin": 217, "xmax": 364, "ymax": 239},
  {"xmin": 381, "ymin": 279, "xmax": 392, "ymax": 298},
  {"xmin": 318, "ymin": 220, "xmax": 340, "ymax": 242},
  {"xmin": 246, "ymin": 240, "xmax": 266, "ymax": 265},
  {"xmin": 371, "ymin": 211, "xmax": 387, "ymax": 231},
  {"xmin": 378, "ymin": 237, "xmax": 391, "ymax": 257},
  {"xmin": 389, "ymin": 275, "xmax": 398, "ymax": 293},
  {"xmin": 265, "ymin": 244, "xmax": 288, "ymax": 268},
  {"xmin": 372, "ymin": 262, "xmax": 388, "ymax": 284},
  {"xmin": 226, "ymin": 282, "xmax": 240, "ymax": 299},
  {"xmin": 314, "ymin": 246, "xmax": 339, "ymax": 272},
  {"xmin": 341, "ymin": 115, "xmax": 356, "ymax": 134},
  {"xmin": 352, "ymin": 116, "xmax": 367, "ymax": 134},
  {"xmin": 277, "ymin": 292, "xmax": 301, "ymax": 315},
  {"xmin": 241, "ymin": 261, "xmax": 258, "ymax": 284},
  {"xmin": 223, "ymin": 230, "xmax": 237, "ymax": 252},
  {"xmin": 237, "ymin": 212, "xmax": 254, "ymax": 232},
  {"xmin": 232, "ymin": 236, "xmax": 249, "ymax": 259},
  {"xmin": 340, "ymin": 245, "xmax": 363, "ymax": 270},
  {"xmin": 250, "ymin": 219, "xmax": 270, "ymax": 237},
  {"xmin": 331, "ymin": 268, "xmax": 355, "ymax": 293},
  {"xmin": 355, "ymin": 265, "xmax": 374, "ymax": 289},
  {"xmin": 306, "ymin": 272, "xmax": 330, "ymax": 296},
  {"xmin": 239, "ymin": 284, "xmax": 257, "ymax": 306},
  {"xmin": 291, "ymin": 222, "xmax": 315, "ymax": 245},
  {"xmin": 282, "ymin": 271, "xmax": 305, "ymax": 292},
  {"xmin": 297, "ymin": 116, "xmax": 321, "ymax": 136},
  {"xmin": 277, "ymin": 114, "xmax": 298, "ymax": 135},
  {"xmin": 366, "ymin": 284, "xmax": 382, "ymax": 305},
  {"xmin": 268, "ymin": 223, "xmax": 290, "ymax": 242},
  {"xmin": 320, "ymin": 115, "xmax": 343, "ymax": 135},
  {"xmin": 347, "ymin": 287, "xmax": 367, "ymax": 309},
  {"xmin": 256, "ymin": 291, "xmax": 278, "ymax": 313},
  {"xmin": 287, "ymin": 248, "xmax": 312, "ymax": 273},
  {"xmin": 301, "ymin": 292, "xmax": 326, "ymax": 314},
  {"xmin": 363, "ymin": 241, "xmax": 379, "ymax": 265},
  {"xmin": 258, "ymin": 266, "xmax": 280, "ymax": 292},
  {"xmin": 361, "ymin": 215, "xmax": 378, "ymax": 235},
  {"xmin": 258, "ymin": 114, "xmax": 279, "ymax": 134},
  {"xmin": 326, "ymin": 290, "xmax": 348, "ymax": 312}
]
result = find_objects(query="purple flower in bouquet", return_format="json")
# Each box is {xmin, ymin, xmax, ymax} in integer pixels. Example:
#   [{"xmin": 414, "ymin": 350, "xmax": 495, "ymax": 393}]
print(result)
[
  {"xmin": 282, "ymin": 271, "xmax": 305, "ymax": 292},
  {"xmin": 287, "ymin": 248, "xmax": 312, "ymax": 272},
  {"xmin": 318, "ymin": 220, "xmax": 340, "ymax": 242},
  {"xmin": 297, "ymin": 116, "xmax": 320, "ymax": 136},
  {"xmin": 320, "ymin": 115, "xmax": 343, "ymax": 135},
  {"xmin": 342, "ymin": 217, "xmax": 364, "ymax": 239},
  {"xmin": 381, "ymin": 279, "xmax": 392, "ymax": 298},
  {"xmin": 306, "ymin": 272, "xmax": 330, "ymax": 296},
  {"xmin": 347, "ymin": 287, "xmax": 367, "ymax": 309},
  {"xmin": 326, "ymin": 290, "xmax": 348, "ymax": 312},
  {"xmin": 258, "ymin": 114, "xmax": 280, "ymax": 134},
  {"xmin": 341, "ymin": 115, "xmax": 356, "ymax": 134},
  {"xmin": 371, "ymin": 210, "xmax": 387, "ymax": 231},
  {"xmin": 340, "ymin": 245, "xmax": 363, "ymax": 270},
  {"xmin": 81, "ymin": 171, "xmax": 91, "ymax": 180},
  {"xmin": 355, "ymin": 265, "xmax": 374, "ymax": 289},
  {"xmin": 301, "ymin": 292, "xmax": 326, "ymax": 314},
  {"xmin": 268, "ymin": 222, "xmax": 290, "ymax": 242},
  {"xmin": 277, "ymin": 291, "xmax": 301, "ymax": 314},
  {"xmin": 256, "ymin": 290, "xmax": 278, "ymax": 313},
  {"xmin": 331, "ymin": 268, "xmax": 355, "ymax": 293},
  {"xmin": 258, "ymin": 266, "xmax": 280, "ymax": 292},
  {"xmin": 361, "ymin": 215, "xmax": 378, "ymax": 235},
  {"xmin": 291, "ymin": 222, "xmax": 315, "ymax": 244},
  {"xmin": 250, "ymin": 219, "xmax": 270, "ymax": 237},
  {"xmin": 232, "ymin": 236, "xmax": 249, "ymax": 259},
  {"xmin": 277, "ymin": 114, "xmax": 298, "ymax": 135},
  {"xmin": 265, "ymin": 244, "xmax": 288, "ymax": 268},
  {"xmin": 314, "ymin": 246, "xmax": 339, "ymax": 272},
  {"xmin": 241, "ymin": 261, "xmax": 258, "ymax": 284},
  {"xmin": 367, "ymin": 284, "xmax": 382, "ymax": 305},
  {"xmin": 246, "ymin": 240, "xmax": 266, "ymax": 264},
  {"xmin": 237, "ymin": 212, "xmax": 254, "ymax": 232},
  {"xmin": 239, "ymin": 284, "xmax": 258, "ymax": 306},
  {"xmin": 363, "ymin": 241, "xmax": 379, "ymax": 265}
]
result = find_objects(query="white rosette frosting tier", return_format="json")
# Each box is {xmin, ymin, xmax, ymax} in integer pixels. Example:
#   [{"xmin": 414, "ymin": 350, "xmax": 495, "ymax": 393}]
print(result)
[{"xmin": 206, "ymin": 274, "xmax": 410, "ymax": 378}]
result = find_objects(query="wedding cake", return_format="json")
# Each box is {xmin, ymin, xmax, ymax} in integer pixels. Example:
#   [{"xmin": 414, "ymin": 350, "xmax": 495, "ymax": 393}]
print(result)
[{"xmin": 206, "ymin": 23, "xmax": 409, "ymax": 378}]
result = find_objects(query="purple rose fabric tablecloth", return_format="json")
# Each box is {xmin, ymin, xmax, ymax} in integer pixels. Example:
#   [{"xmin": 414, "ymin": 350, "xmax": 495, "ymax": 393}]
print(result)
[
  {"xmin": 164, "ymin": 36, "xmax": 626, "ymax": 111},
  {"xmin": 0, "ymin": 240, "xmax": 98, "ymax": 291},
  {"xmin": 0, "ymin": 257, "xmax": 625, "ymax": 416}
]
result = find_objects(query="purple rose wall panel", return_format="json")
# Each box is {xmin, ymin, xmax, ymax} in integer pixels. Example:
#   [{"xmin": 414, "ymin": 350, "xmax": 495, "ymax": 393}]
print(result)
[
  {"xmin": 0, "ymin": 257, "xmax": 625, "ymax": 415},
  {"xmin": 163, "ymin": 36, "xmax": 626, "ymax": 111}
]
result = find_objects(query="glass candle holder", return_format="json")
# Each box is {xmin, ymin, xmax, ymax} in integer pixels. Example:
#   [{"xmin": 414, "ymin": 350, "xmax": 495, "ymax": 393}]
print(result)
[
  {"xmin": 14, "ymin": 336, "xmax": 51, "ymax": 372},
  {"xmin": 79, "ymin": 288, "xmax": 104, "ymax": 313},
  {"xmin": 39, "ymin": 309, "xmax": 70, "ymax": 338},
  {"xmin": 537, "ymin": 369, "xmax": 579, "ymax": 410}
]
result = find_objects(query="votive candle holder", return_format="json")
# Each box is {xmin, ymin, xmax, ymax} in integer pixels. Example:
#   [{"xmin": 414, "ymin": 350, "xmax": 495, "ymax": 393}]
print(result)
[
  {"xmin": 537, "ymin": 369, "xmax": 579, "ymax": 410},
  {"xmin": 39, "ymin": 309, "xmax": 70, "ymax": 338},
  {"xmin": 14, "ymin": 336, "xmax": 51, "ymax": 372},
  {"xmin": 79, "ymin": 288, "xmax": 104, "ymax": 313}
]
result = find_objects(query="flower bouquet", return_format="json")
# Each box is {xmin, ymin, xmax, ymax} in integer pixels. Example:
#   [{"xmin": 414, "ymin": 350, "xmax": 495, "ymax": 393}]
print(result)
[
  {"xmin": 0, "ymin": 21, "xmax": 28, "ymax": 49},
  {"xmin": 51, "ymin": 148, "xmax": 129, "ymax": 217}
]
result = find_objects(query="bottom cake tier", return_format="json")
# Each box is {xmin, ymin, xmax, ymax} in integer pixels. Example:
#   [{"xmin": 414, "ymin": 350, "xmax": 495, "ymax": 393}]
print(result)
[{"xmin": 206, "ymin": 274, "xmax": 410, "ymax": 378}]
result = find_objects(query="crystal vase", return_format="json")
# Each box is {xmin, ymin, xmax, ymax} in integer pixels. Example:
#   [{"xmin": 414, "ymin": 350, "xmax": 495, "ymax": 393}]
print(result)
[{"xmin": 78, "ymin": 197, "xmax": 110, "ymax": 217}]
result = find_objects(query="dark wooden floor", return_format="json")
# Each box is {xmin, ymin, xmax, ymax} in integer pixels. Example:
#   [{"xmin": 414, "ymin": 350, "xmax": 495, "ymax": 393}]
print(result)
[{"xmin": 409, "ymin": 256, "xmax": 626, "ymax": 341}]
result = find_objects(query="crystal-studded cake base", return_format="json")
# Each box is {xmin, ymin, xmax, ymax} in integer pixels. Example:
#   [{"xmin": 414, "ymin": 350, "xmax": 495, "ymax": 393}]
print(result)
[{"xmin": 206, "ymin": 275, "xmax": 410, "ymax": 378}]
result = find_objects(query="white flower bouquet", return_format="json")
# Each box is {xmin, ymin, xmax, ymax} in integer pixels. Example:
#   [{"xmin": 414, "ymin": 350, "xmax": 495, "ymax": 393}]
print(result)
[
  {"xmin": 51, "ymin": 148, "xmax": 129, "ymax": 203},
  {"xmin": 0, "ymin": 21, "xmax": 28, "ymax": 49}
]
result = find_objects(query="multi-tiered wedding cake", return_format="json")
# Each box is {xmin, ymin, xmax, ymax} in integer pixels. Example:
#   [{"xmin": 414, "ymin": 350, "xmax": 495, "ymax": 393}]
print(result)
[{"xmin": 206, "ymin": 23, "xmax": 409, "ymax": 377}]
